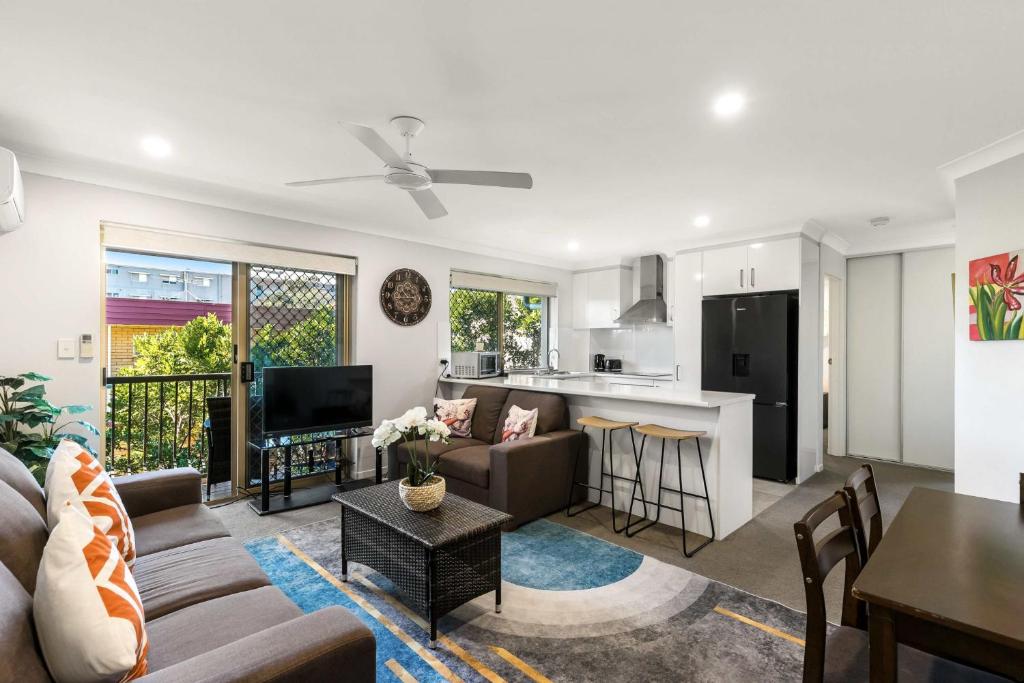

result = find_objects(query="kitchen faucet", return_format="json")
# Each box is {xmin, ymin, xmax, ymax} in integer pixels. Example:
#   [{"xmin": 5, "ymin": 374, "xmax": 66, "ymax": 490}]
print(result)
[{"xmin": 548, "ymin": 348, "xmax": 559, "ymax": 370}]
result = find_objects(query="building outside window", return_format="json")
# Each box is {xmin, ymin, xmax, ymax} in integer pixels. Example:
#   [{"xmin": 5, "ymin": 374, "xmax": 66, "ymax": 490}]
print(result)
[
  {"xmin": 449, "ymin": 274, "xmax": 553, "ymax": 369},
  {"xmin": 130, "ymin": 271, "xmax": 149, "ymax": 283}
]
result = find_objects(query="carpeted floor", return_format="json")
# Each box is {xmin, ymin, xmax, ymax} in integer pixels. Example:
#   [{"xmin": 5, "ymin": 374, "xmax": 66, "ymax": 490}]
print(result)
[
  {"xmin": 552, "ymin": 454, "xmax": 954, "ymax": 622},
  {"xmin": 247, "ymin": 517, "xmax": 810, "ymax": 682},
  {"xmin": 216, "ymin": 453, "xmax": 953, "ymax": 624}
]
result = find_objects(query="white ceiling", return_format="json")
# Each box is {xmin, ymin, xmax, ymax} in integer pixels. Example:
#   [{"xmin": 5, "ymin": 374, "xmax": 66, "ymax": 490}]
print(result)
[{"xmin": 3, "ymin": 1, "xmax": 1023, "ymax": 266}]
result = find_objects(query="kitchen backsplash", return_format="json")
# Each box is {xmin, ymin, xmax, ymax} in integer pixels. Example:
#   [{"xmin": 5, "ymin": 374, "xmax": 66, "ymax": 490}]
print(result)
[{"xmin": 589, "ymin": 325, "xmax": 674, "ymax": 372}]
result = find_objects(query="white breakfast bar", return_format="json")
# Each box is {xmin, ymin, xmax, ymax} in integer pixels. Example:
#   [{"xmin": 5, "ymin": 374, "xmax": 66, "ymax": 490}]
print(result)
[{"xmin": 440, "ymin": 375, "xmax": 754, "ymax": 539}]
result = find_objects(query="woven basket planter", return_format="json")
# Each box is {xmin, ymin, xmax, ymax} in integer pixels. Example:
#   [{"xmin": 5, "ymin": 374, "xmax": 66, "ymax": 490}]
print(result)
[{"xmin": 398, "ymin": 475, "xmax": 446, "ymax": 512}]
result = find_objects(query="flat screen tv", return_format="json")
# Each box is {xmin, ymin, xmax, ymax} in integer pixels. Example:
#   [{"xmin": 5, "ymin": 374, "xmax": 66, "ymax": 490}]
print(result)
[{"xmin": 261, "ymin": 365, "xmax": 373, "ymax": 437}]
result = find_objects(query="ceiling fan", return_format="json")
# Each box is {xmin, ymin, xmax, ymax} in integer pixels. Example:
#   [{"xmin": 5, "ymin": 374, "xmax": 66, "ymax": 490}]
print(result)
[{"xmin": 286, "ymin": 116, "xmax": 533, "ymax": 219}]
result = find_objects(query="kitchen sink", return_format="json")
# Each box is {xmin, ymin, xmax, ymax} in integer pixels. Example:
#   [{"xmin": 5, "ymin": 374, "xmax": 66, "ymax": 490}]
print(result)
[{"xmin": 508, "ymin": 368, "xmax": 574, "ymax": 377}]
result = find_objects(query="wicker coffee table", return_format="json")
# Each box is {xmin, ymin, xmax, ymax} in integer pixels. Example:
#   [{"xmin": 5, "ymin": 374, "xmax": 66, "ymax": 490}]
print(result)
[{"xmin": 333, "ymin": 481, "xmax": 512, "ymax": 647}]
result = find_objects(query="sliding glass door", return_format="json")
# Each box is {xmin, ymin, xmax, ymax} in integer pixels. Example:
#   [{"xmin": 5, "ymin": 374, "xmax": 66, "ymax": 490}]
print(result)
[{"xmin": 244, "ymin": 264, "xmax": 349, "ymax": 487}]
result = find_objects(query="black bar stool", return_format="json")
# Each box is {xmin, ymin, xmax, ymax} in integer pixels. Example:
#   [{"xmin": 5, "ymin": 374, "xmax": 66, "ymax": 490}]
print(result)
[
  {"xmin": 625, "ymin": 424, "xmax": 715, "ymax": 557},
  {"xmin": 565, "ymin": 416, "xmax": 648, "ymax": 533}
]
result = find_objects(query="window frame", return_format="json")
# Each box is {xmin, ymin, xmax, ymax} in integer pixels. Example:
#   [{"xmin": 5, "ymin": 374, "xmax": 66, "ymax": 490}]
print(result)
[{"xmin": 449, "ymin": 286, "xmax": 552, "ymax": 370}]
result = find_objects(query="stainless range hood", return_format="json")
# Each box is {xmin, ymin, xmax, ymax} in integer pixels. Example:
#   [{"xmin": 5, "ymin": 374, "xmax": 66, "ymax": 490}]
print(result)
[{"xmin": 615, "ymin": 254, "xmax": 668, "ymax": 324}]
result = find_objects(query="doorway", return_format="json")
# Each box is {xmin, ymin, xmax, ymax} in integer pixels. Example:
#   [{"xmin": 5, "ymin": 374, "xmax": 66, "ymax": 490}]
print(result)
[
  {"xmin": 102, "ymin": 249, "xmax": 235, "ymax": 500},
  {"xmin": 823, "ymin": 274, "xmax": 845, "ymax": 457}
]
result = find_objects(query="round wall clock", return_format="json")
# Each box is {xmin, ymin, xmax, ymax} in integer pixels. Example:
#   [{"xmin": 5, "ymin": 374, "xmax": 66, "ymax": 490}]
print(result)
[{"xmin": 380, "ymin": 268, "xmax": 432, "ymax": 326}]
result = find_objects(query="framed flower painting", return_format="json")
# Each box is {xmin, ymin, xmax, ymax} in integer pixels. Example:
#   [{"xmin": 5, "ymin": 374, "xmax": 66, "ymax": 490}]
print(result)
[{"xmin": 968, "ymin": 250, "xmax": 1024, "ymax": 341}]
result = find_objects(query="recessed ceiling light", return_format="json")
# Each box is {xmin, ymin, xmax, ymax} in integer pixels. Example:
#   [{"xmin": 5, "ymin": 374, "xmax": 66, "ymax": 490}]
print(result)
[
  {"xmin": 692, "ymin": 214, "xmax": 711, "ymax": 228},
  {"xmin": 567, "ymin": 240, "xmax": 580, "ymax": 252},
  {"xmin": 712, "ymin": 91, "xmax": 746, "ymax": 119},
  {"xmin": 140, "ymin": 135, "xmax": 172, "ymax": 158}
]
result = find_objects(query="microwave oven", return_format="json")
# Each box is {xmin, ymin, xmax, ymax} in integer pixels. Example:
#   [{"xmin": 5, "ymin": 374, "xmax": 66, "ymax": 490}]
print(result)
[{"xmin": 450, "ymin": 351, "xmax": 501, "ymax": 379}]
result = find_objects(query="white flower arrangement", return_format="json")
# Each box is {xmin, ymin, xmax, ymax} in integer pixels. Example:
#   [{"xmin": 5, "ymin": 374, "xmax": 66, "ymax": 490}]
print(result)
[{"xmin": 372, "ymin": 407, "xmax": 451, "ymax": 486}]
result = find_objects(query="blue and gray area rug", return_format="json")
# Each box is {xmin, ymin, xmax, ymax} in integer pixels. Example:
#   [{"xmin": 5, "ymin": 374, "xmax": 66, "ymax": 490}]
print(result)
[{"xmin": 245, "ymin": 518, "xmax": 806, "ymax": 682}]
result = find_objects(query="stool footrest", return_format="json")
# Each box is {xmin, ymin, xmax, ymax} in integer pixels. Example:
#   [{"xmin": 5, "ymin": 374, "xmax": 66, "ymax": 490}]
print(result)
[
  {"xmin": 658, "ymin": 486, "xmax": 711, "ymax": 501},
  {"xmin": 625, "ymin": 429, "xmax": 716, "ymax": 557}
]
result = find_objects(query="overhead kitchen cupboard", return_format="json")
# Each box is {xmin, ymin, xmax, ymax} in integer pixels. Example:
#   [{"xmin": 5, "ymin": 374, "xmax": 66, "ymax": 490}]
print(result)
[
  {"xmin": 701, "ymin": 238, "xmax": 800, "ymax": 296},
  {"xmin": 572, "ymin": 266, "xmax": 632, "ymax": 329}
]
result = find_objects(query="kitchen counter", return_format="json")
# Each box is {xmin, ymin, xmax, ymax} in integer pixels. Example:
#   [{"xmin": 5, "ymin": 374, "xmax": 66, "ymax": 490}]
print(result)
[
  {"xmin": 441, "ymin": 375, "xmax": 754, "ymax": 538},
  {"xmin": 441, "ymin": 375, "xmax": 754, "ymax": 408}
]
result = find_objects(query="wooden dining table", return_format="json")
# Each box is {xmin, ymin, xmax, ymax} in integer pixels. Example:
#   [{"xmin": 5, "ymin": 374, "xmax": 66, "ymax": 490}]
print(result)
[{"xmin": 851, "ymin": 487, "xmax": 1024, "ymax": 682}]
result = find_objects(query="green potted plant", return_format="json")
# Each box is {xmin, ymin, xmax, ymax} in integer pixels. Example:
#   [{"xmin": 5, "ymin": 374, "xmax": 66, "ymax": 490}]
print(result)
[
  {"xmin": 371, "ymin": 406, "xmax": 451, "ymax": 511},
  {"xmin": 0, "ymin": 372, "xmax": 99, "ymax": 483}
]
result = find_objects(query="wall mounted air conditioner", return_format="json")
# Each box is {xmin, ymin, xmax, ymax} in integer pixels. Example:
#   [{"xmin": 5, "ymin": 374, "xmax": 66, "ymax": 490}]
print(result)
[{"xmin": 0, "ymin": 147, "xmax": 25, "ymax": 233}]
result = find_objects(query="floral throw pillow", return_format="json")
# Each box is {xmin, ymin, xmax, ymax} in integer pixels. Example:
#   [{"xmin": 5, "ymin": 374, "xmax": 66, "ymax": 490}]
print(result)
[
  {"xmin": 433, "ymin": 397, "xmax": 477, "ymax": 438},
  {"xmin": 501, "ymin": 405, "xmax": 539, "ymax": 443}
]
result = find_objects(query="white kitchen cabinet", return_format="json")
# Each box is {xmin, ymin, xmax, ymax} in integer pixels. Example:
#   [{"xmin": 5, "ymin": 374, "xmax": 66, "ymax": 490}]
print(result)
[
  {"xmin": 572, "ymin": 267, "xmax": 631, "ymax": 329},
  {"xmin": 672, "ymin": 252, "xmax": 703, "ymax": 391},
  {"xmin": 701, "ymin": 245, "xmax": 749, "ymax": 296},
  {"xmin": 747, "ymin": 239, "xmax": 800, "ymax": 292},
  {"xmin": 701, "ymin": 238, "xmax": 800, "ymax": 296}
]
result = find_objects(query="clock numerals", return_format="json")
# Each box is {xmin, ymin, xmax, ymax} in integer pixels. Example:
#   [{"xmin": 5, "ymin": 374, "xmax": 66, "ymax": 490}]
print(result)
[{"xmin": 381, "ymin": 269, "xmax": 431, "ymax": 325}]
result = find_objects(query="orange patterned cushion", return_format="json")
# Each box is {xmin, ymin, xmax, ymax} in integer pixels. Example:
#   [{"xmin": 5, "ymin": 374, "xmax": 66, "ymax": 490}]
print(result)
[
  {"xmin": 34, "ymin": 505, "xmax": 148, "ymax": 682},
  {"xmin": 46, "ymin": 440, "xmax": 136, "ymax": 567}
]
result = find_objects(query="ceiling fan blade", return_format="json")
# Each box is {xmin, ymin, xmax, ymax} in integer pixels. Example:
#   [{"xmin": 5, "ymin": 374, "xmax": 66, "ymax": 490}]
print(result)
[
  {"xmin": 409, "ymin": 189, "xmax": 448, "ymax": 219},
  {"xmin": 340, "ymin": 121, "xmax": 408, "ymax": 169},
  {"xmin": 428, "ymin": 169, "xmax": 533, "ymax": 189},
  {"xmin": 285, "ymin": 175, "xmax": 383, "ymax": 187}
]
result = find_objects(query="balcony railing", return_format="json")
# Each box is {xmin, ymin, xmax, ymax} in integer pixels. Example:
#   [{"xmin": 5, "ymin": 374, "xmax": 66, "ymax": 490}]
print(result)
[{"xmin": 105, "ymin": 373, "xmax": 230, "ymax": 476}]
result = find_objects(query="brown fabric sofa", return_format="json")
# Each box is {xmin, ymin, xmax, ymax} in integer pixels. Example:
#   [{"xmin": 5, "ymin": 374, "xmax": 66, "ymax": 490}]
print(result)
[
  {"xmin": 0, "ymin": 447, "xmax": 375, "ymax": 683},
  {"xmin": 390, "ymin": 385, "xmax": 587, "ymax": 528}
]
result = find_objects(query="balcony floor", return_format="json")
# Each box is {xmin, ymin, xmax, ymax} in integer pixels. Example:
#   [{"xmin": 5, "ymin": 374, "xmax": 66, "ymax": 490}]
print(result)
[{"xmin": 203, "ymin": 479, "xmax": 234, "ymax": 502}]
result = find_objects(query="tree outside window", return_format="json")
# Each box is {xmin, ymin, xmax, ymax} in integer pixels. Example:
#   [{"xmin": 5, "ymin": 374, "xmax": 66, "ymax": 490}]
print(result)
[{"xmin": 449, "ymin": 287, "xmax": 549, "ymax": 369}]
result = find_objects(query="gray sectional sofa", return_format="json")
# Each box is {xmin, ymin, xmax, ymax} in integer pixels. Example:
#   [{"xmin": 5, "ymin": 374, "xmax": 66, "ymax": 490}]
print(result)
[{"xmin": 0, "ymin": 447, "xmax": 375, "ymax": 683}]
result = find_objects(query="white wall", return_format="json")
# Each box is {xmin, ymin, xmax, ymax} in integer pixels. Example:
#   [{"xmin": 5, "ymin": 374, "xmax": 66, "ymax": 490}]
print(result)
[
  {"xmin": 901, "ymin": 247, "xmax": 954, "ymax": 469},
  {"xmin": 588, "ymin": 327, "xmax": 674, "ymax": 373},
  {"xmin": 0, "ymin": 173, "xmax": 576, "ymax": 472},
  {"xmin": 954, "ymin": 154, "xmax": 1024, "ymax": 501},
  {"xmin": 797, "ymin": 237, "xmax": 822, "ymax": 481}
]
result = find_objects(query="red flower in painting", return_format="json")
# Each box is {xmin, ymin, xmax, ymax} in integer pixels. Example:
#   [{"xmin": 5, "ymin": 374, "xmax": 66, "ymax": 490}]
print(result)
[{"xmin": 990, "ymin": 255, "xmax": 1024, "ymax": 311}]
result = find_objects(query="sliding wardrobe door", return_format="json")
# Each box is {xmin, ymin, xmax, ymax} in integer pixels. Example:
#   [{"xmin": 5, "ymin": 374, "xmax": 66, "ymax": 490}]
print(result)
[
  {"xmin": 901, "ymin": 248, "xmax": 954, "ymax": 469},
  {"xmin": 847, "ymin": 254, "xmax": 902, "ymax": 461}
]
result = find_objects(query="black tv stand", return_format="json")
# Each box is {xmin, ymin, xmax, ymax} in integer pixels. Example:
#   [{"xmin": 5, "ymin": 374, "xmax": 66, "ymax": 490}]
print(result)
[{"xmin": 247, "ymin": 428, "xmax": 383, "ymax": 516}]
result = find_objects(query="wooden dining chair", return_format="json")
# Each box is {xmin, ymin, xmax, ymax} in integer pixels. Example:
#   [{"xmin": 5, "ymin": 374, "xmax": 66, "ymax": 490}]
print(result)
[
  {"xmin": 794, "ymin": 491, "xmax": 867, "ymax": 682},
  {"xmin": 795, "ymin": 491, "xmax": 1008, "ymax": 683},
  {"xmin": 843, "ymin": 464, "xmax": 883, "ymax": 563}
]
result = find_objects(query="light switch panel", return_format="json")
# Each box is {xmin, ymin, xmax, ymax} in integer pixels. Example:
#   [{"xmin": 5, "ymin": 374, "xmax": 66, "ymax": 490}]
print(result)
[{"xmin": 57, "ymin": 338, "xmax": 76, "ymax": 359}]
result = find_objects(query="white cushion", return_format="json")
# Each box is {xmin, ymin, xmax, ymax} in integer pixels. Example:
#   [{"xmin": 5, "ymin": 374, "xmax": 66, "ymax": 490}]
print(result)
[
  {"xmin": 34, "ymin": 505, "xmax": 149, "ymax": 682},
  {"xmin": 433, "ymin": 397, "xmax": 478, "ymax": 438},
  {"xmin": 501, "ymin": 404, "xmax": 539, "ymax": 442},
  {"xmin": 45, "ymin": 440, "xmax": 136, "ymax": 568}
]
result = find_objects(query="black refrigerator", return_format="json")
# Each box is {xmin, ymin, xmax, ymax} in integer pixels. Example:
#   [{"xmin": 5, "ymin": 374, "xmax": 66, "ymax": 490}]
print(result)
[{"xmin": 702, "ymin": 292, "xmax": 798, "ymax": 481}]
